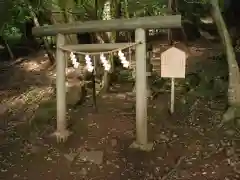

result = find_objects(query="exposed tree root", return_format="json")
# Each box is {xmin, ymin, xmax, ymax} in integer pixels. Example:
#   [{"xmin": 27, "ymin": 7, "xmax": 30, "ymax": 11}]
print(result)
[{"xmin": 222, "ymin": 106, "xmax": 240, "ymax": 124}]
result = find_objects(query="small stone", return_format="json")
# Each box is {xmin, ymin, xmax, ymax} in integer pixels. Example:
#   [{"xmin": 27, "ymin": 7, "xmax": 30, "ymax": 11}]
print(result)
[
  {"xmin": 111, "ymin": 139, "xmax": 117, "ymax": 147},
  {"xmin": 164, "ymin": 166, "xmax": 170, "ymax": 172},
  {"xmin": 64, "ymin": 153, "xmax": 78, "ymax": 162},
  {"xmin": 46, "ymin": 157, "xmax": 52, "ymax": 161},
  {"xmin": 0, "ymin": 105, "xmax": 7, "ymax": 115},
  {"xmin": 179, "ymin": 170, "xmax": 191, "ymax": 178},
  {"xmin": 236, "ymin": 119, "xmax": 240, "ymax": 127},
  {"xmin": 106, "ymin": 160, "xmax": 111, "ymax": 165},
  {"xmin": 155, "ymin": 167, "xmax": 161, "ymax": 173},
  {"xmin": 225, "ymin": 147, "xmax": 235, "ymax": 157},
  {"xmin": 116, "ymin": 94, "xmax": 126, "ymax": 99},
  {"xmin": 208, "ymin": 144, "xmax": 215, "ymax": 148},
  {"xmin": 30, "ymin": 145, "xmax": 40, "ymax": 154},
  {"xmin": 172, "ymin": 134, "xmax": 178, "ymax": 138},
  {"xmin": 234, "ymin": 162, "xmax": 240, "ymax": 172},
  {"xmin": 79, "ymin": 168, "xmax": 88, "ymax": 176},
  {"xmin": 224, "ymin": 129, "xmax": 236, "ymax": 136},
  {"xmin": 13, "ymin": 174, "xmax": 18, "ymax": 178},
  {"xmin": 69, "ymin": 172, "xmax": 76, "ymax": 175},
  {"xmin": 78, "ymin": 151, "xmax": 104, "ymax": 165},
  {"xmin": 157, "ymin": 134, "xmax": 170, "ymax": 142},
  {"xmin": 196, "ymin": 151, "xmax": 200, "ymax": 156}
]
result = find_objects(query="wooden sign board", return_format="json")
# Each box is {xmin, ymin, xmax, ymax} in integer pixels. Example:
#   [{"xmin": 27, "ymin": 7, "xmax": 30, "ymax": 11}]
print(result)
[{"xmin": 161, "ymin": 47, "xmax": 186, "ymax": 78}]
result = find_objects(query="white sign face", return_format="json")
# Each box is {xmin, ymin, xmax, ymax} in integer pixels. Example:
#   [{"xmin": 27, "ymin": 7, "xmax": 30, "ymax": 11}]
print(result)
[{"xmin": 161, "ymin": 47, "xmax": 186, "ymax": 78}]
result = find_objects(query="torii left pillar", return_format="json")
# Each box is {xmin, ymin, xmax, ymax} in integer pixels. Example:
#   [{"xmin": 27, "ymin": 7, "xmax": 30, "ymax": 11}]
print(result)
[{"xmin": 53, "ymin": 33, "xmax": 72, "ymax": 142}]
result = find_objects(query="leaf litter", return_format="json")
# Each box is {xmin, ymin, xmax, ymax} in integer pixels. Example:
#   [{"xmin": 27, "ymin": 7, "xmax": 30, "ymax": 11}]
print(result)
[{"xmin": 0, "ymin": 41, "xmax": 240, "ymax": 180}]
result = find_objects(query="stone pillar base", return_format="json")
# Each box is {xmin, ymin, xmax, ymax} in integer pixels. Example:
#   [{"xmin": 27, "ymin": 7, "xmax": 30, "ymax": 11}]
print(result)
[{"xmin": 129, "ymin": 141, "xmax": 153, "ymax": 152}]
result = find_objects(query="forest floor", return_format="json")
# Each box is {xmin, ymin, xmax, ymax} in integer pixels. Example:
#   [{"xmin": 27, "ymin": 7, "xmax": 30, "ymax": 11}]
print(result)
[{"xmin": 0, "ymin": 38, "xmax": 240, "ymax": 180}]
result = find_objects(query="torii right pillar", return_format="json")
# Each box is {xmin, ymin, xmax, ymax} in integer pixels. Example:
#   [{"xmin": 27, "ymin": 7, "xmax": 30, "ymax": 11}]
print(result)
[{"xmin": 130, "ymin": 28, "xmax": 153, "ymax": 151}]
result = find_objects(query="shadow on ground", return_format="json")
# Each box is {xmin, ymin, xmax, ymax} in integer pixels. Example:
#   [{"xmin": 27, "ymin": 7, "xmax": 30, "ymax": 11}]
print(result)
[{"xmin": 0, "ymin": 39, "xmax": 239, "ymax": 180}]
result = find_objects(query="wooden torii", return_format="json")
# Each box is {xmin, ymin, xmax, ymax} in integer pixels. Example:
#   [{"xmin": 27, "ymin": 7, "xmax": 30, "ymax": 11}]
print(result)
[{"xmin": 32, "ymin": 15, "xmax": 182, "ymax": 151}]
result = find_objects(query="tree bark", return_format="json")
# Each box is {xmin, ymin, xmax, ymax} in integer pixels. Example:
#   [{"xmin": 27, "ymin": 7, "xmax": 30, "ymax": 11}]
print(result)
[
  {"xmin": 168, "ymin": 0, "xmax": 173, "ymax": 45},
  {"xmin": 64, "ymin": 0, "xmax": 78, "ymax": 44},
  {"xmin": 49, "ymin": 0, "xmax": 78, "ymax": 45},
  {"xmin": 4, "ymin": 39, "xmax": 14, "ymax": 60},
  {"xmin": 210, "ymin": 0, "xmax": 240, "ymax": 123},
  {"xmin": 100, "ymin": 0, "xmax": 113, "ymax": 93},
  {"xmin": 28, "ymin": 3, "xmax": 55, "ymax": 64}
]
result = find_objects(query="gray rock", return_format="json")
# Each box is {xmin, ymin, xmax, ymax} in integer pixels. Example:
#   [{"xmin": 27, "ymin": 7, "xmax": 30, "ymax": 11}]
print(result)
[
  {"xmin": 157, "ymin": 133, "xmax": 170, "ymax": 142},
  {"xmin": 78, "ymin": 151, "xmax": 104, "ymax": 165},
  {"xmin": 79, "ymin": 168, "xmax": 88, "ymax": 176},
  {"xmin": 64, "ymin": 152, "xmax": 78, "ymax": 162},
  {"xmin": 111, "ymin": 139, "xmax": 117, "ymax": 147}
]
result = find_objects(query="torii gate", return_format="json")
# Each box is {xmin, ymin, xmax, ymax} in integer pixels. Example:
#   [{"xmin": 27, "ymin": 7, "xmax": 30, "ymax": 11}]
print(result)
[{"xmin": 32, "ymin": 15, "xmax": 182, "ymax": 151}]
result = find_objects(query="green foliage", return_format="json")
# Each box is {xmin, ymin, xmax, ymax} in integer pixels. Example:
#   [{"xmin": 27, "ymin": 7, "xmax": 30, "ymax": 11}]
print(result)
[
  {"xmin": 178, "ymin": 0, "xmax": 210, "ymax": 22},
  {"xmin": 0, "ymin": 1, "xmax": 28, "ymax": 40},
  {"xmin": 122, "ymin": 0, "xmax": 168, "ymax": 17},
  {"xmin": 218, "ymin": 0, "xmax": 225, "ymax": 10},
  {"xmin": 54, "ymin": 0, "xmax": 170, "ymax": 20},
  {"xmin": 191, "ymin": 54, "xmax": 228, "ymax": 97},
  {"xmin": 0, "ymin": 0, "xmax": 228, "ymax": 45},
  {"xmin": 0, "ymin": 0, "xmax": 50, "ymax": 41},
  {"xmin": 0, "ymin": 0, "xmax": 13, "ymax": 28},
  {"xmin": 33, "ymin": 99, "xmax": 57, "ymax": 127}
]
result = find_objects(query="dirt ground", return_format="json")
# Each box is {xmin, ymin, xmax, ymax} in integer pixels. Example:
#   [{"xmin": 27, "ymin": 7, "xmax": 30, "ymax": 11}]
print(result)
[{"xmin": 0, "ymin": 39, "xmax": 240, "ymax": 180}]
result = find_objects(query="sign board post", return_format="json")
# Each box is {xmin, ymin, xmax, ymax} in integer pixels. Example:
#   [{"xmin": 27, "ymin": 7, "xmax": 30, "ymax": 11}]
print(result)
[
  {"xmin": 170, "ymin": 77, "xmax": 175, "ymax": 113},
  {"xmin": 161, "ymin": 47, "xmax": 186, "ymax": 114}
]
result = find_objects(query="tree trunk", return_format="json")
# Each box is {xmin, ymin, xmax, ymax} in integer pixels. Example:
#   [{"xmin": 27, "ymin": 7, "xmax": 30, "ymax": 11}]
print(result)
[
  {"xmin": 168, "ymin": 0, "xmax": 173, "ymax": 45},
  {"xmin": 102, "ymin": 0, "xmax": 113, "ymax": 41},
  {"xmin": 210, "ymin": 0, "xmax": 240, "ymax": 124},
  {"xmin": 101, "ymin": 0, "xmax": 113, "ymax": 92},
  {"xmin": 49, "ymin": 1, "xmax": 64, "ymax": 24},
  {"xmin": 173, "ymin": 0, "xmax": 188, "ymax": 46},
  {"xmin": 4, "ymin": 39, "xmax": 14, "ymax": 60},
  {"xmin": 49, "ymin": 0, "xmax": 78, "ymax": 45},
  {"xmin": 28, "ymin": 3, "xmax": 55, "ymax": 64},
  {"xmin": 123, "ymin": 0, "xmax": 132, "ymax": 41},
  {"xmin": 64, "ymin": 0, "xmax": 78, "ymax": 44}
]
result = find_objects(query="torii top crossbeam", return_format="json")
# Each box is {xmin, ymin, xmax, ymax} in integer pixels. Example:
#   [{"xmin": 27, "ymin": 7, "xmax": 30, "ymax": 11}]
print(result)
[{"xmin": 32, "ymin": 15, "xmax": 181, "ymax": 36}]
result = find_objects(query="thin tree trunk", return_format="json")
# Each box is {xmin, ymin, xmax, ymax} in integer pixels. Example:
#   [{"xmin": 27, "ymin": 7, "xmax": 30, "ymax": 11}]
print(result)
[
  {"xmin": 4, "ymin": 39, "xmax": 14, "ymax": 60},
  {"xmin": 103, "ymin": 0, "xmax": 112, "ymax": 41},
  {"xmin": 173, "ymin": 0, "xmax": 188, "ymax": 46},
  {"xmin": 210, "ymin": 0, "xmax": 240, "ymax": 123},
  {"xmin": 168, "ymin": 0, "xmax": 173, "ymax": 45},
  {"xmin": 49, "ymin": 0, "xmax": 81, "ymax": 68},
  {"xmin": 28, "ymin": 3, "xmax": 55, "ymax": 64},
  {"xmin": 50, "ymin": 0, "xmax": 78, "ymax": 44},
  {"xmin": 64, "ymin": 0, "xmax": 78, "ymax": 44},
  {"xmin": 101, "ymin": 0, "xmax": 113, "ymax": 92}
]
